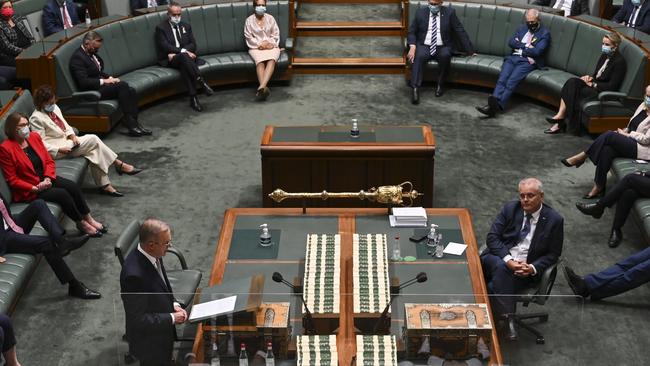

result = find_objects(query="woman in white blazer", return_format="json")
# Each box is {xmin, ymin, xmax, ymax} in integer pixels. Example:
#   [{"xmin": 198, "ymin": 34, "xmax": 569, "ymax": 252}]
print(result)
[
  {"xmin": 29, "ymin": 85, "xmax": 142, "ymax": 197},
  {"xmin": 561, "ymin": 85, "xmax": 650, "ymax": 199}
]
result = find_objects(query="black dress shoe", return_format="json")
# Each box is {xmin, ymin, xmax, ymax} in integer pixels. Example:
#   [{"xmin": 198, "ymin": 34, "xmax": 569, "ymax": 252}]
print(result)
[
  {"xmin": 411, "ymin": 87, "xmax": 419, "ymax": 105},
  {"xmin": 582, "ymin": 191, "xmax": 604, "ymax": 200},
  {"xmin": 560, "ymin": 157, "xmax": 584, "ymax": 168},
  {"xmin": 545, "ymin": 116, "xmax": 564, "ymax": 124},
  {"xmin": 69, "ymin": 281, "xmax": 101, "ymax": 300},
  {"xmin": 190, "ymin": 96, "xmax": 203, "ymax": 112},
  {"xmin": 98, "ymin": 223, "xmax": 109, "ymax": 234},
  {"xmin": 136, "ymin": 123, "xmax": 152, "ymax": 136},
  {"xmin": 563, "ymin": 265, "xmax": 589, "ymax": 298},
  {"xmin": 435, "ymin": 84, "xmax": 444, "ymax": 97},
  {"xmin": 476, "ymin": 105, "xmax": 495, "ymax": 117},
  {"xmin": 608, "ymin": 228, "xmax": 623, "ymax": 248},
  {"xmin": 58, "ymin": 234, "xmax": 90, "ymax": 257},
  {"xmin": 198, "ymin": 77, "xmax": 214, "ymax": 96},
  {"xmin": 576, "ymin": 202, "xmax": 604, "ymax": 219},
  {"xmin": 488, "ymin": 95, "xmax": 501, "ymax": 112},
  {"xmin": 100, "ymin": 188, "xmax": 124, "ymax": 197},
  {"xmin": 126, "ymin": 127, "xmax": 143, "ymax": 137}
]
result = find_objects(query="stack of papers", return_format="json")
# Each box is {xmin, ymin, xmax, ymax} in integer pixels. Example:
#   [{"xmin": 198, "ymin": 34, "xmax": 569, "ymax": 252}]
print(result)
[{"xmin": 389, "ymin": 207, "xmax": 428, "ymax": 227}]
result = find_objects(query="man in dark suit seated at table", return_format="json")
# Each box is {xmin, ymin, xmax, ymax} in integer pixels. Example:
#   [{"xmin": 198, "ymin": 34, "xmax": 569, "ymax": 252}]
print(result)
[
  {"xmin": 69, "ymin": 31, "xmax": 152, "ymax": 137},
  {"xmin": 0, "ymin": 195, "xmax": 99, "ymax": 299},
  {"xmin": 131, "ymin": 0, "xmax": 168, "ymax": 15},
  {"xmin": 406, "ymin": 0, "xmax": 474, "ymax": 104},
  {"xmin": 155, "ymin": 2, "xmax": 213, "ymax": 112},
  {"xmin": 120, "ymin": 218, "xmax": 187, "ymax": 366},
  {"xmin": 476, "ymin": 9, "xmax": 550, "ymax": 118},
  {"xmin": 481, "ymin": 177, "xmax": 564, "ymax": 340},
  {"xmin": 42, "ymin": 0, "xmax": 80, "ymax": 37},
  {"xmin": 613, "ymin": 0, "xmax": 650, "ymax": 34}
]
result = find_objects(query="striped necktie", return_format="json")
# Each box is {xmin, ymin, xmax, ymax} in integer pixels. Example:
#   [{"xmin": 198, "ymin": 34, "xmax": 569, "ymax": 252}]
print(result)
[
  {"xmin": 430, "ymin": 14, "xmax": 438, "ymax": 56},
  {"xmin": 518, "ymin": 214, "xmax": 533, "ymax": 242}
]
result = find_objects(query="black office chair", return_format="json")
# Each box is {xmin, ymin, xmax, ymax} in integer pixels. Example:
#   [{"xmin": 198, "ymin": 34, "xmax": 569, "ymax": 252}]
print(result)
[
  {"xmin": 508, "ymin": 260, "xmax": 560, "ymax": 344},
  {"xmin": 114, "ymin": 219, "xmax": 203, "ymax": 364}
]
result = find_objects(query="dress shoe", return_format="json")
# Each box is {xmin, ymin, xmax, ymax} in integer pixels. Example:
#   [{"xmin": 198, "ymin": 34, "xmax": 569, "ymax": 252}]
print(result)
[
  {"xmin": 261, "ymin": 87, "xmax": 270, "ymax": 100},
  {"xmin": 560, "ymin": 157, "xmax": 584, "ymax": 168},
  {"xmin": 563, "ymin": 265, "xmax": 589, "ymax": 298},
  {"xmin": 126, "ymin": 127, "xmax": 143, "ymax": 137},
  {"xmin": 115, "ymin": 162, "xmax": 143, "ymax": 176},
  {"xmin": 411, "ymin": 87, "xmax": 420, "ymax": 105},
  {"xmin": 136, "ymin": 123, "xmax": 152, "ymax": 136},
  {"xmin": 545, "ymin": 116, "xmax": 564, "ymax": 124},
  {"xmin": 190, "ymin": 96, "xmax": 203, "ymax": 112},
  {"xmin": 608, "ymin": 228, "xmax": 623, "ymax": 248},
  {"xmin": 68, "ymin": 281, "xmax": 101, "ymax": 300},
  {"xmin": 575, "ymin": 202, "xmax": 604, "ymax": 219},
  {"xmin": 57, "ymin": 234, "xmax": 90, "ymax": 257},
  {"xmin": 100, "ymin": 187, "xmax": 124, "ymax": 197},
  {"xmin": 488, "ymin": 95, "xmax": 501, "ymax": 113},
  {"xmin": 582, "ymin": 191, "xmax": 604, "ymax": 200},
  {"xmin": 544, "ymin": 121, "xmax": 567, "ymax": 134},
  {"xmin": 98, "ymin": 223, "xmax": 109, "ymax": 234},
  {"xmin": 435, "ymin": 84, "xmax": 444, "ymax": 97},
  {"xmin": 198, "ymin": 77, "xmax": 214, "ymax": 96},
  {"xmin": 476, "ymin": 105, "xmax": 495, "ymax": 117}
]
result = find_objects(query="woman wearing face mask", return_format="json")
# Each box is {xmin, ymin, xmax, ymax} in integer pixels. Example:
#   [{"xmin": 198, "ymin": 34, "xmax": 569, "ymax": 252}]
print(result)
[
  {"xmin": 0, "ymin": 0, "xmax": 34, "ymax": 89},
  {"xmin": 244, "ymin": 0, "xmax": 280, "ymax": 100},
  {"xmin": 0, "ymin": 113, "xmax": 105, "ymax": 237},
  {"xmin": 545, "ymin": 32, "xmax": 626, "ymax": 135},
  {"xmin": 560, "ymin": 85, "xmax": 650, "ymax": 199},
  {"xmin": 29, "ymin": 85, "xmax": 142, "ymax": 197}
]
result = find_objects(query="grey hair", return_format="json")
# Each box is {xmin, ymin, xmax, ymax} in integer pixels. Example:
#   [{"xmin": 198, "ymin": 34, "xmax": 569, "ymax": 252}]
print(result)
[
  {"xmin": 139, "ymin": 218, "xmax": 171, "ymax": 244},
  {"xmin": 518, "ymin": 177, "xmax": 543, "ymax": 193},
  {"xmin": 525, "ymin": 8, "xmax": 540, "ymax": 20},
  {"xmin": 82, "ymin": 31, "xmax": 102, "ymax": 45}
]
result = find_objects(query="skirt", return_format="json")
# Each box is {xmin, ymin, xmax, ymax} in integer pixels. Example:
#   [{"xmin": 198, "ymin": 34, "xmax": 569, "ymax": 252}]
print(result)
[{"xmin": 249, "ymin": 48, "xmax": 281, "ymax": 65}]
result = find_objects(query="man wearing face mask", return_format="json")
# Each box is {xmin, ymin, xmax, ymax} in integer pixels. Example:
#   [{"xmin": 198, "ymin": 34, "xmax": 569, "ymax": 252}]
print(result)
[
  {"xmin": 155, "ymin": 2, "xmax": 212, "ymax": 112},
  {"xmin": 613, "ymin": 0, "xmax": 650, "ymax": 34},
  {"xmin": 42, "ymin": 0, "xmax": 80, "ymax": 37},
  {"xmin": 130, "ymin": 0, "xmax": 168, "ymax": 15},
  {"xmin": 476, "ymin": 9, "xmax": 550, "ymax": 118},
  {"xmin": 69, "ymin": 31, "xmax": 151, "ymax": 137},
  {"xmin": 406, "ymin": 0, "xmax": 474, "ymax": 103}
]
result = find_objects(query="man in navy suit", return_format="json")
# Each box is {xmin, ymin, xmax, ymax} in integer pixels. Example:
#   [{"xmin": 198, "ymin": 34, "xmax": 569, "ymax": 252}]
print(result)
[
  {"xmin": 613, "ymin": 0, "xmax": 650, "ymax": 34},
  {"xmin": 131, "ymin": 0, "xmax": 168, "ymax": 15},
  {"xmin": 406, "ymin": 0, "xmax": 474, "ymax": 103},
  {"xmin": 120, "ymin": 218, "xmax": 187, "ymax": 366},
  {"xmin": 42, "ymin": 0, "xmax": 80, "ymax": 37},
  {"xmin": 476, "ymin": 9, "xmax": 551, "ymax": 117},
  {"xmin": 481, "ymin": 178, "xmax": 564, "ymax": 339},
  {"xmin": 155, "ymin": 2, "xmax": 213, "ymax": 112}
]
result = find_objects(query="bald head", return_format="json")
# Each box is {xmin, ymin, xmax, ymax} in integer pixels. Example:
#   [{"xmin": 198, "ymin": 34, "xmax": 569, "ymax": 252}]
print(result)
[{"xmin": 525, "ymin": 8, "xmax": 540, "ymax": 21}]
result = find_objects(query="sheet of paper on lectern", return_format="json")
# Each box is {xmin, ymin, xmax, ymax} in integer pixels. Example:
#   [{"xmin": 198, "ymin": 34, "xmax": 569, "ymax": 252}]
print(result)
[
  {"xmin": 188, "ymin": 295, "xmax": 237, "ymax": 322},
  {"xmin": 443, "ymin": 242, "xmax": 467, "ymax": 256},
  {"xmin": 389, "ymin": 207, "xmax": 427, "ymax": 227}
]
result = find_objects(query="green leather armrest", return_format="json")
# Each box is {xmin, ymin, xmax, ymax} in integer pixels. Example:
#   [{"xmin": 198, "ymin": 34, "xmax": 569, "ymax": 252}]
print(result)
[
  {"xmin": 598, "ymin": 91, "xmax": 627, "ymax": 102},
  {"xmin": 285, "ymin": 37, "xmax": 294, "ymax": 51},
  {"xmin": 68, "ymin": 91, "xmax": 101, "ymax": 102},
  {"xmin": 166, "ymin": 247, "xmax": 189, "ymax": 270}
]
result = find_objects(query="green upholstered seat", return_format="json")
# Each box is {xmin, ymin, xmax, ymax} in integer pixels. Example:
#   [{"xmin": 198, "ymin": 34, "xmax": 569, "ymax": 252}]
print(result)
[{"xmin": 0, "ymin": 254, "xmax": 37, "ymax": 314}]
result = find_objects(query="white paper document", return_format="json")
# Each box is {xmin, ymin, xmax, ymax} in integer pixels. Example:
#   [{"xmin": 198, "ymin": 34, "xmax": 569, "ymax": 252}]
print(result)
[
  {"xmin": 189, "ymin": 295, "xmax": 237, "ymax": 322},
  {"xmin": 443, "ymin": 242, "xmax": 467, "ymax": 256},
  {"xmin": 389, "ymin": 215, "xmax": 427, "ymax": 227}
]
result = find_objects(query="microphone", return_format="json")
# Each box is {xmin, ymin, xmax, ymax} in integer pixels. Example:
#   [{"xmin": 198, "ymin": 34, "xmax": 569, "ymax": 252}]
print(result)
[
  {"xmin": 373, "ymin": 272, "xmax": 428, "ymax": 334},
  {"xmin": 272, "ymin": 271, "xmax": 315, "ymax": 335},
  {"xmin": 34, "ymin": 27, "xmax": 46, "ymax": 56}
]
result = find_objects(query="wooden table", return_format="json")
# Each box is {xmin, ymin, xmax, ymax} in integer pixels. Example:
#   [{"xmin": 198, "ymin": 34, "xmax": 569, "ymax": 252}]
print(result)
[
  {"xmin": 261, "ymin": 125, "xmax": 435, "ymax": 208},
  {"xmin": 191, "ymin": 208, "xmax": 502, "ymax": 365}
]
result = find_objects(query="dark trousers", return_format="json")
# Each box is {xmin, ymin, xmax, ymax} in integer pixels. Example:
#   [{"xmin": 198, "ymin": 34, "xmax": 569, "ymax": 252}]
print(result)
[
  {"xmin": 6, "ymin": 199, "xmax": 74, "ymax": 284},
  {"xmin": 561, "ymin": 77, "xmax": 598, "ymax": 135},
  {"xmin": 36, "ymin": 176, "xmax": 90, "ymax": 222},
  {"xmin": 481, "ymin": 253, "xmax": 536, "ymax": 317},
  {"xmin": 586, "ymin": 131, "xmax": 637, "ymax": 188},
  {"xmin": 169, "ymin": 53, "xmax": 200, "ymax": 96},
  {"xmin": 0, "ymin": 314, "xmax": 16, "ymax": 353},
  {"xmin": 99, "ymin": 81, "xmax": 139, "ymax": 123},
  {"xmin": 492, "ymin": 56, "xmax": 536, "ymax": 109},
  {"xmin": 0, "ymin": 65, "xmax": 15, "ymax": 89},
  {"xmin": 410, "ymin": 45, "xmax": 452, "ymax": 88},
  {"xmin": 600, "ymin": 173, "xmax": 650, "ymax": 229},
  {"xmin": 585, "ymin": 246, "xmax": 650, "ymax": 300}
]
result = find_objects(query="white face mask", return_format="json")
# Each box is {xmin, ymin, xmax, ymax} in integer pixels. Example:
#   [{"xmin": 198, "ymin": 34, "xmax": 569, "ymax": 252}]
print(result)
[
  {"xmin": 44, "ymin": 104, "xmax": 55, "ymax": 113},
  {"xmin": 170, "ymin": 16, "xmax": 181, "ymax": 24},
  {"xmin": 17, "ymin": 126, "xmax": 29, "ymax": 139},
  {"xmin": 255, "ymin": 6, "xmax": 266, "ymax": 15}
]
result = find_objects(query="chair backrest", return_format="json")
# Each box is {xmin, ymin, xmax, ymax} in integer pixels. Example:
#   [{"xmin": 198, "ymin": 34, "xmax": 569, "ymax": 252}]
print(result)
[
  {"xmin": 0, "ymin": 89, "xmax": 36, "ymax": 143},
  {"xmin": 13, "ymin": 0, "xmax": 48, "ymax": 41},
  {"xmin": 114, "ymin": 219, "xmax": 142, "ymax": 266}
]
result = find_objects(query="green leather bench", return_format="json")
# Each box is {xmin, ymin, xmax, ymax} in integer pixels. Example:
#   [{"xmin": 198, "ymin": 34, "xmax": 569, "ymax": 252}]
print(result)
[
  {"xmin": 0, "ymin": 89, "xmax": 89, "ymax": 314},
  {"xmin": 610, "ymin": 159, "xmax": 650, "ymax": 244},
  {"xmin": 408, "ymin": 1, "xmax": 649, "ymax": 133},
  {"xmin": 52, "ymin": 1, "xmax": 293, "ymax": 133}
]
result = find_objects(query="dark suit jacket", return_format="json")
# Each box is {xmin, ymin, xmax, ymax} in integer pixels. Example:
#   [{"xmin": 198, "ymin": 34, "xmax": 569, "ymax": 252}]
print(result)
[
  {"xmin": 155, "ymin": 20, "xmax": 198, "ymax": 66},
  {"xmin": 407, "ymin": 6, "xmax": 474, "ymax": 54},
  {"xmin": 42, "ymin": 0, "xmax": 80, "ymax": 37},
  {"xmin": 484, "ymin": 201, "xmax": 564, "ymax": 276},
  {"xmin": 120, "ymin": 249, "xmax": 175, "ymax": 363},
  {"xmin": 613, "ymin": 0, "xmax": 650, "ymax": 34},
  {"xmin": 69, "ymin": 46, "xmax": 108, "ymax": 91},
  {"xmin": 130, "ymin": 0, "xmax": 168, "ymax": 14},
  {"xmin": 533, "ymin": 0, "xmax": 589, "ymax": 16},
  {"xmin": 508, "ymin": 24, "xmax": 551, "ymax": 68},
  {"xmin": 591, "ymin": 52, "xmax": 627, "ymax": 93}
]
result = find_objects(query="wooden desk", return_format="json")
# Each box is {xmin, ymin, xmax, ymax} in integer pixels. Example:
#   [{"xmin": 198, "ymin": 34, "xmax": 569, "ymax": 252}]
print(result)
[
  {"xmin": 261, "ymin": 125, "xmax": 435, "ymax": 208},
  {"xmin": 191, "ymin": 208, "xmax": 502, "ymax": 365}
]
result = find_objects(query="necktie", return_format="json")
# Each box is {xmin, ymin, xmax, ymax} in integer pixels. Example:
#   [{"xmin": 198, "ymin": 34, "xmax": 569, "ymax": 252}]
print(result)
[
  {"xmin": 62, "ymin": 4, "xmax": 72, "ymax": 29},
  {"xmin": 91, "ymin": 54, "xmax": 101, "ymax": 70},
  {"xmin": 430, "ymin": 14, "xmax": 437, "ymax": 56},
  {"xmin": 173, "ymin": 25, "xmax": 181, "ymax": 48},
  {"xmin": 628, "ymin": 6, "xmax": 640, "ymax": 27},
  {"xmin": 0, "ymin": 199, "xmax": 23, "ymax": 234},
  {"xmin": 518, "ymin": 213, "xmax": 533, "ymax": 242},
  {"xmin": 49, "ymin": 112, "xmax": 66, "ymax": 132},
  {"xmin": 155, "ymin": 259, "xmax": 166, "ymax": 284}
]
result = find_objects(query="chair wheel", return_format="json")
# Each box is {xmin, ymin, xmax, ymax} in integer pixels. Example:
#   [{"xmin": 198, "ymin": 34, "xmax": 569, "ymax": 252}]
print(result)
[
  {"xmin": 536, "ymin": 337, "xmax": 545, "ymax": 345},
  {"xmin": 124, "ymin": 353, "xmax": 137, "ymax": 364}
]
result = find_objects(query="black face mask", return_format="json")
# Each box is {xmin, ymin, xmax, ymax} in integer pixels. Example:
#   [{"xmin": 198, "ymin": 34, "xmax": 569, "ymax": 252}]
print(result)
[
  {"xmin": 527, "ymin": 22, "xmax": 539, "ymax": 32},
  {"xmin": 56, "ymin": 0, "xmax": 65, "ymax": 6}
]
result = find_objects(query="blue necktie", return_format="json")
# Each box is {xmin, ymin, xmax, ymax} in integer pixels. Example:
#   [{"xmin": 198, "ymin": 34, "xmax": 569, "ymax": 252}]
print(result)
[
  {"xmin": 430, "ymin": 14, "xmax": 437, "ymax": 56},
  {"xmin": 518, "ymin": 214, "xmax": 533, "ymax": 242}
]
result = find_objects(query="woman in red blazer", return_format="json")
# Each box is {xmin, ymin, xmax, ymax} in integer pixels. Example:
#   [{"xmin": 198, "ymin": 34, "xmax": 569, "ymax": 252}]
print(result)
[{"xmin": 0, "ymin": 113, "xmax": 104, "ymax": 237}]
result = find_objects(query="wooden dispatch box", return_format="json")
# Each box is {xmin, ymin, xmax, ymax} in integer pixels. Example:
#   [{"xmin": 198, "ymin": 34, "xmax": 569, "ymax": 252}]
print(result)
[{"xmin": 404, "ymin": 303, "xmax": 493, "ymax": 360}]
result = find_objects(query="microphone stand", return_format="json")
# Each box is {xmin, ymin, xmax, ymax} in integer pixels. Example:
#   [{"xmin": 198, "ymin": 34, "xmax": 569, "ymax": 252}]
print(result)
[
  {"xmin": 373, "ymin": 272, "xmax": 428, "ymax": 334},
  {"xmin": 273, "ymin": 272, "xmax": 315, "ymax": 335}
]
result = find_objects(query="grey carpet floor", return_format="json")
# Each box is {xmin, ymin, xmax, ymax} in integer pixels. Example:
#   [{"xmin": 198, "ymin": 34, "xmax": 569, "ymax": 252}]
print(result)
[
  {"xmin": 295, "ymin": 36, "xmax": 404, "ymax": 58},
  {"xmin": 10, "ymin": 75, "xmax": 650, "ymax": 365},
  {"xmin": 297, "ymin": 4, "xmax": 402, "ymax": 22}
]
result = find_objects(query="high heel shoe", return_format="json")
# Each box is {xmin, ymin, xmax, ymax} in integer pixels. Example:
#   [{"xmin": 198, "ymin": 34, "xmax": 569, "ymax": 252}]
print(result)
[
  {"xmin": 560, "ymin": 158, "xmax": 585, "ymax": 168},
  {"xmin": 115, "ymin": 162, "xmax": 143, "ymax": 176},
  {"xmin": 582, "ymin": 190, "xmax": 604, "ymax": 199},
  {"xmin": 545, "ymin": 116, "xmax": 564, "ymax": 124},
  {"xmin": 544, "ymin": 121, "xmax": 567, "ymax": 134},
  {"xmin": 98, "ymin": 224, "xmax": 109, "ymax": 234},
  {"xmin": 100, "ymin": 187, "xmax": 124, "ymax": 197}
]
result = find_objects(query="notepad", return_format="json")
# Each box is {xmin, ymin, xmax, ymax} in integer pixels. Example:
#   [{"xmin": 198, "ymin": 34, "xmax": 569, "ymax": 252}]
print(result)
[
  {"xmin": 443, "ymin": 242, "xmax": 467, "ymax": 256},
  {"xmin": 389, "ymin": 207, "xmax": 428, "ymax": 227},
  {"xmin": 188, "ymin": 295, "xmax": 237, "ymax": 322}
]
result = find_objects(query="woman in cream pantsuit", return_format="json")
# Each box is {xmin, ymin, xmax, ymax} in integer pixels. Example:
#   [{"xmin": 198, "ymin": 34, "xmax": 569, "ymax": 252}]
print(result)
[
  {"xmin": 29, "ymin": 85, "xmax": 142, "ymax": 197},
  {"xmin": 244, "ymin": 0, "xmax": 280, "ymax": 101}
]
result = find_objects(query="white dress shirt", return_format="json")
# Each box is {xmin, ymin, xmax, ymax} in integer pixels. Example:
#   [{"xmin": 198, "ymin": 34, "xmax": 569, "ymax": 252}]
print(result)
[
  {"xmin": 553, "ymin": 0, "xmax": 574, "ymax": 17},
  {"xmin": 60, "ymin": 2, "xmax": 73, "ymax": 29},
  {"xmin": 137, "ymin": 244, "xmax": 179, "ymax": 324},
  {"xmin": 147, "ymin": 0, "xmax": 158, "ymax": 7},
  {"xmin": 502, "ymin": 205, "xmax": 542, "ymax": 275},
  {"xmin": 424, "ymin": 11, "xmax": 443, "ymax": 47},
  {"xmin": 169, "ymin": 22, "xmax": 187, "ymax": 53},
  {"xmin": 629, "ymin": 5, "xmax": 641, "ymax": 27}
]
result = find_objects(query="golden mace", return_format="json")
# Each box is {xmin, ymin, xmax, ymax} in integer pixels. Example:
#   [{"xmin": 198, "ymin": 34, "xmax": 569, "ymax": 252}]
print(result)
[{"xmin": 268, "ymin": 181, "xmax": 423, "ymax": 206}]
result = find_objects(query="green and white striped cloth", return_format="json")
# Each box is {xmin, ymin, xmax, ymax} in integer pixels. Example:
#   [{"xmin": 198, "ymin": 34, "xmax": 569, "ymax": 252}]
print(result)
[
  {"xmin": 303, "ymin": 234, "xmax": 340, "ymax": 314},
  {"xmin": 355, "ymin": 335, "xmax": 397, "ymax": 366},
  {"xmin": 297, "ymin": 335, "xmax": 338, "ymax": 366},
  {"xmin": 353, "ymin": 234, "xmax": 390, "ymax": 314}
]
